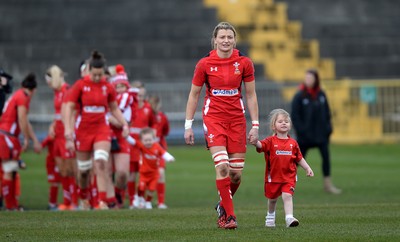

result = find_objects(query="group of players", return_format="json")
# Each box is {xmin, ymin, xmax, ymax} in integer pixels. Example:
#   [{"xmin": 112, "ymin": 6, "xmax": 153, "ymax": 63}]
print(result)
[{"xmin": 0, "ymin": 50, "xmax": 174, "ymax": 211}]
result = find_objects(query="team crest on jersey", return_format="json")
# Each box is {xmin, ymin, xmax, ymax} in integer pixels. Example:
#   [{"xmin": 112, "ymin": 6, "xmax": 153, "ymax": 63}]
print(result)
[
  {"xmin": 233, "ymin": 62, "xmax": 241, "ymax": 75},
  {"xmin": 102, "ymin": 85, "xmax": 107, "ymax": 96},
  {"xmin": 208, "ymin": 133, "xmax": 214, "ymax": 143}
]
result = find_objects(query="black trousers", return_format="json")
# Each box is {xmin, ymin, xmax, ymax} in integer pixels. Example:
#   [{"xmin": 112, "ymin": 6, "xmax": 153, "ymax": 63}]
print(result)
[{"xmin": 299, "ymin": 141, "xmax": 331, "ymax": 177}]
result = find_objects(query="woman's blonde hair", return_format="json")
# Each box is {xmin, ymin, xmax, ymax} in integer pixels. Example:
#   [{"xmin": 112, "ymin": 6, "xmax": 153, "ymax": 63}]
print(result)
[
  {"xmin": 45, "ymin": 65, "xmax": 65, "ymax": 90},
  {"xmin": 268, "ymin": 108, "xmax": 291, "ymax": 134},
  {"xmin": 211, "ymin": 22, "xmax": 237, "ymax": 49}
]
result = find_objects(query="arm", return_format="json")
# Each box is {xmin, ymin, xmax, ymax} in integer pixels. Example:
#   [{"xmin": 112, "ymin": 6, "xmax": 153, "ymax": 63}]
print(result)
[
  {"xmin": 244, "ymin": 80, "xmax": 259, "ymax": 144},
  {"xmin": 298, "ymin": 158, "xmax": 314, "ymax": 177},
  {"xmin": 63, "ymin": 101, "xmax": 76, "ymax": 152},
  {"xmin": 17, "ymin": 106, "xmax": 30, "ymax": 151},
  {"xmin": 108, "ymin": 114, "xmax": 122, "ymax": 128},
  {"xmin": 27, "ymin": 122, "xmax": 42, "ymax": 153},
  {"xmin": 184, "ymin": 84, "xmax": 202, "ymax": 145},
  {"xmin": 109, "ymin": 101, "xmax": 129, "ymax": 137}
]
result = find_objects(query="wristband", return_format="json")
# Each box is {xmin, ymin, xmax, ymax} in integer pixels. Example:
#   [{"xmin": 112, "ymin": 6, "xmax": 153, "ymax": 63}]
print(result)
[
  {"xmin": 185, "ymin": 119, "xmax": 194, "ymax": 130},
  {"xmin": 252, "ymin": 120, "xmax": 259, "ymax": 129}
]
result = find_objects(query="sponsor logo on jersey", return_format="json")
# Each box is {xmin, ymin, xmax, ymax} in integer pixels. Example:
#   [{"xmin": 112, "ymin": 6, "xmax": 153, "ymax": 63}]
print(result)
[
  {"xmin": 144, "ymin": 153, "xmax": 157, "ymax": 160},
  {"xmin": 233, "ymin": 62, "xmax": 241, "ymax": 75},
  {"xmin": 212, "ymin": 89, "xmax": 239, "ymax": 96},
  {"xmin": 276, "ymin": 150, "xmax": 292, "ymax": 155},
  {"xmin": 210, "ymin": 67, "xmax": 218, "ymax": 72},
  {"xmin": 83, "ymin": 106, "xmax": 106, "ymax": 113}
]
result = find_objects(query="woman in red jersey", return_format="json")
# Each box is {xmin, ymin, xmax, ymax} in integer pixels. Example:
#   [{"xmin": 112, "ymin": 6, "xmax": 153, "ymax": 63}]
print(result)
[
  {"xmin": 0, "ymin": 73, "xmax": 42, "ymax": 210},
  {"xmin": 184, "ymin": 22, "xmax": 259, "ymax": 229},
  {"xmin": 45, "ymin": 65, "xmax": 78, "ymax": 210},
  {"xmin": 63, "ymin": 51, "xmax": 129, "ymax": 210}
]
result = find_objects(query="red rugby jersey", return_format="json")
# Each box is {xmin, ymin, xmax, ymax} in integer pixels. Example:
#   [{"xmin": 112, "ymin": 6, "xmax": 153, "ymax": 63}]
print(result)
[
  {"xmin": 129, "ymin": 101, "xmax": 155, "ymax": 137},
  {"xmin": 137, "ymin": 141, "xmax": 166, "ymax": 174},
  {"xmin": 65, "ymin": 76, "xmax": 116, "ymax": 128},
  {"xmin": 0, "ymin": 89, "xmax": 31, "ymax": 136},
  {"xmin": 53, "ymin": 83, "xmax": 69, "ymax": 135},
  {"xmin": 256, "ymin": 135, "xmax": 303, "ymax": 183},
  {"xmin": 192, "ymin": 49, "xmax": 255, "ymax": 121}
]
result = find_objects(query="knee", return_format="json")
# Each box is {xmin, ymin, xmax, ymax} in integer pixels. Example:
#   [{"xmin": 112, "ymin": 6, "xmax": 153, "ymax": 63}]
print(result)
[
  {"xmin": 230, "ymin": 172, "xmax": 241, "ymax": 184},
  {"xmin": 217, "ymin": 165, "xmax": 229, "ymax": 177}
]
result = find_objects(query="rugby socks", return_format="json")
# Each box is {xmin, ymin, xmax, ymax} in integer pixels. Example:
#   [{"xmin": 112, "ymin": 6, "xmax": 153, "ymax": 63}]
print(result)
[
  {"xmin": 79, "ymin": 187, "xmax": 89, "ymax": 200},
  {"xmin": 157, "ymin": 183, "xmax": 165, "ymax": 205},
  {"xmin": 69, "ymin": 177, "xmax": 78, "ymax": 206},
  {"xmin": 216, "ymin": 177, "xmax": 235, "ymax": 218},
  {"xmin": 2, "ymin": 178, "xmax": 16, "ymax": 210},
  {"xmin": 61, "ymin": 176, "xmax": 71, "ymax": 206},
  {"xmin": 127, "ymin": 181, "xmax": 136, "ymax": 205},
  {"xmin": 49, "ymin": 183, "xmax": 59, "ymax": 206},
  {"xmin": 90, "ymin": 177, "xmax": 99, "ymax": 207},
  {"xmin": 220, "ymin": 181, "xmax": 240, "ymax": 208},
  {"xmin": 115, "ymin": 187, "xmax": 125, "ymax": 206}
]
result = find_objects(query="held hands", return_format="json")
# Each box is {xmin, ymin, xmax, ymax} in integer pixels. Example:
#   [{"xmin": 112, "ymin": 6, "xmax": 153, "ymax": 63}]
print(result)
[
  {"xmin": 21, "ymin": 137, "xmax": 29, "ymax": 152},
  {"xmin": 33, "ymin": 140, "xmax": 42, "ymax": 153},
  {"xmin": 122, "ymin": 125, "xmax": 129, "ymax": 138},
  {"xmin": 247, "ymin": 127, "xmax": 259, "ymax": 145}
]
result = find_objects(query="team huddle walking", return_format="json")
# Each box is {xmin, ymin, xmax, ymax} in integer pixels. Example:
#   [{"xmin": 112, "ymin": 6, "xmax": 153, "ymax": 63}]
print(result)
[{"xmin": 0, "ymin": 51, "xmax": 174, "ymax": 211}]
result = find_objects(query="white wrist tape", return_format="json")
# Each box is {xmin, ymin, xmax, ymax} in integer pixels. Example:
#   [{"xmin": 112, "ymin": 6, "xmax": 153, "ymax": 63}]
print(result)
[
  {"xmin": 126, "ymin": 136, "xmax": 136, "ymax": 145},
  {"xmin": 162, "ymin": 152, "xmax": 175, "ymax": 162},
  {"xmin": 185, "ymin": 119, "xmax": 194, "ymax": 130},
  {"xmin": 252, "ymin": 120, "xmax": 260, "ymax": 129}
]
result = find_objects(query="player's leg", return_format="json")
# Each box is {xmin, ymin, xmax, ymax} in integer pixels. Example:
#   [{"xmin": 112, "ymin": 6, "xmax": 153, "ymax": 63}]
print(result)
[
  {"xmin": 145, "ymin": 176, "xmax": 158, "ymax": 209},
  {"xmin": 75, "ymin": 151, "xmax": 92, "ymax": 210},
  {"xmin": 55, "ymin": 156, "xmax": 72, "ymax": 210},
  {"xmin": 282, "ymin": 183, "xmax": 299, "ymax": 227},
  {"xmin": 93, "ymin": 141, "xmax": 112, "ymax": 209},
  {"xmin": 1, "ymin": 160, "xmax": 18, "ymax": 210},
  {"xmin": 128, "ymin": 162, "xmax": 139, "ymax": 209},
  {"xmin": 113, "ymin": 152, "xmax": 129, "ymax": 208},
  {"xmin": 157, "ymin": 163, "xmax": 167, "ymax": 209}
]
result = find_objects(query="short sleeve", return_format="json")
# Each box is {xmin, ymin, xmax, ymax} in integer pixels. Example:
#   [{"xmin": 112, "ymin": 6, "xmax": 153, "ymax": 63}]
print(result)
[
  {"xmin": 242, "ymin": 57, "xmax": 255, "ymax": 82},
  {"xmin": 156, "ymin": 142, "xmax": 166, "ymax": 157},
  {"xmin": 293, "ymin": 140, "xmax": 303, "ymax": 162},
  {"xmin": 65, "ymin": 81, "xmax": 82, "ymax": 103},
  {"xmin": 15, "ymin": 92, "xmax": 29, "ymax": 107},
  {"xmin": 107, "ymin": 83, "xmax": 117, "ymax": 103},
  {"xmin": 191, "ymin": 59, "xmax": 206, "ymax": 87},
  {"xmin": 256, "ymin": 138, "xmax": 269, "ymax": 153}
]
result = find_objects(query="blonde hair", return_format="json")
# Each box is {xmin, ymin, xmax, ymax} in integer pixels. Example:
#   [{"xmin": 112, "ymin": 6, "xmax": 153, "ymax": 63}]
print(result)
[
  {"xmin": 46, "ymin": 65, "xmax": 65, "ymax": 90},
  {"xmin": 211, "ymin": 22, "xmax": 237, "ymax": 49},
  {"xmin": 268, "ymin": 108, "xmax": 291, "ymax": 134},
  {"xmin": 140, "ymin": 127, "xmax": 155, "ymax": 139}
]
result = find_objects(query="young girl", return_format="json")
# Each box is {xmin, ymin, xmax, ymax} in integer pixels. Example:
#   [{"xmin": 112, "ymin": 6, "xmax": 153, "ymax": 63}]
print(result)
[{"xmin": 251, "ymin": 109, "xmax": 314, "ymax": 228}]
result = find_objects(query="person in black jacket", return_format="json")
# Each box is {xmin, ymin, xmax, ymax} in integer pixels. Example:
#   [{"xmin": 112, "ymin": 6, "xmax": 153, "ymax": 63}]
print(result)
[
  {"xmin": 291, "ymin": 69, "xmax": 341, "ymax": 194},
  {"xmin": 0, "ymin": 68, "xmax": 13, "ymax": 117}
]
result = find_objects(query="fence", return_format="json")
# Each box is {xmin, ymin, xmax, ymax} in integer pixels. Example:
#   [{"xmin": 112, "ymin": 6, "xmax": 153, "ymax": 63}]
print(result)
[{"xmin": 28, "ymin": 79, "xmax": 400, "ymax": 145}]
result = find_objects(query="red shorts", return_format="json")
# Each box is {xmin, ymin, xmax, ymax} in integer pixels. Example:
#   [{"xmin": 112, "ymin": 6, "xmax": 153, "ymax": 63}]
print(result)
[
  {"xmin": 264, "ymin": 182, "xmax": 296, "ymax": 199},
  {"xmin": 0, "ymin": 134, "xmax": 21, "ymax": 161},
  {"xmin": 139, "ymin": 172, "xmax": 159, "ymax": 191},
  {"xmin": 130, "ymin": 160, "xmax": 140, "ymax": 173},
  {"xmin": 203, "ymin": 117, "xmax": 247, "ymax": 153},
  {"xmin": 111, "ymin": 135, "xmax": 130, "ymax": 154},
  {"xmin": 75, "ymin": 125, "xmax": 112, "ymax": 152},
  {"xmin": 53, "ymin": 136, "xmax": 75, "ymax": 159}
]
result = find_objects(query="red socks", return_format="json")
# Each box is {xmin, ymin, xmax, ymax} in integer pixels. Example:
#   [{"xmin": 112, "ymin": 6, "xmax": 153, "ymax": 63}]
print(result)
[
  {"xmin": 49, "ymin": 183, "xmax": 59, "ymax": 206},
  {"xmin": 220, "ymin": 180, "xmax": 241, "ymax": 209},
  {"xmin": 2, "ymin": 178, "xmax": 17, "ymax": 210},
  {"xmin": 216, "ymin": 177, "xmax": 235, "ymax": 218},
  {"xmin": 157, "ymin": 183, "xmax": 165, "ymax": 205},
  {"xmin": 127, "ymin": 181, "xmax": 136, "ymax": 205},
  {"xmin": 61, "ymin": 176, "xmax": 71, "ymax": 206}
]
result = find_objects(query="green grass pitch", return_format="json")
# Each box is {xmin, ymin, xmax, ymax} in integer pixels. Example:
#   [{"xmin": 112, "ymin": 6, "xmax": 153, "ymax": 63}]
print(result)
[{"xmin": 1, "ymin": 144, "xmax": 399, "ymax": 241}]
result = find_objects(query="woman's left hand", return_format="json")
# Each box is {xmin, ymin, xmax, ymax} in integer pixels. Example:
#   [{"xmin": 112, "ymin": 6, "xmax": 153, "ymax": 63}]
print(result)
[{"xmin": 247, "ymin": 128, "xmax": 259, "ymax": 144}]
